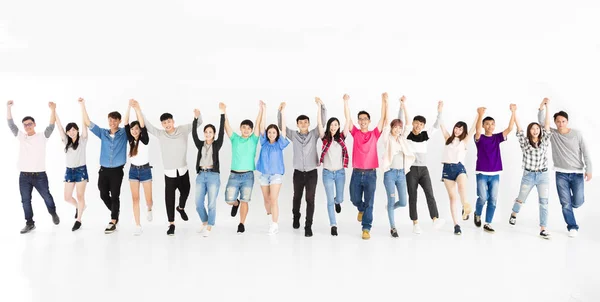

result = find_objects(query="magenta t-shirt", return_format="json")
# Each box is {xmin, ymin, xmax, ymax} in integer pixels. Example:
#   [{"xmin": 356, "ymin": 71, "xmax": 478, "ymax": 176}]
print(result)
[
  {"xmin": 475, "ymin": 132, "xmax": 506, "ymax": 172},
  {"xmin": 350, "ymin": 125, "xmax": 381, "ymax": 169}
]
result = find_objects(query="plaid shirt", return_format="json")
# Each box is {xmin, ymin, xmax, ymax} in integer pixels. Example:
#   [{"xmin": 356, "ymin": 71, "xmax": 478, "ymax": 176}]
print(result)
[
  {"xmin": 320, "ymin": 132, "xmax": 349, "ymax": 168},
  {"xmin": 517, "ymin": 129, "xmax": 552, "ymax": 171}
]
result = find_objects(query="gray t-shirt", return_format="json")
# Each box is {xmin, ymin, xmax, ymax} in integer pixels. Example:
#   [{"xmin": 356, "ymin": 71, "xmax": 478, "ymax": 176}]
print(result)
[
  {"xmin": 65, "ymin": 137, "xmax": 87, "ymax": 168},
  {"xmin": 323, "ymin": 140, "xmax": 343, "ymax": 171},
  {"xmin": 199, "ymin": 143, "xmax": 214, "ymax": 168}
]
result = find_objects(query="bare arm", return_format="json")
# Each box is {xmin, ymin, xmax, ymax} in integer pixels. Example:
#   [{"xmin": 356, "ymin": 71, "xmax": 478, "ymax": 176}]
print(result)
[
  {"xmin": 131, "ymin": 100, "xmax": 145, "ymax": 128},
  {"xmin": 514, "ymin": 113, "xmax": 522, "ymax": 132},
  {"xmin": 437, "ymin": 101, "xmax": 450, "ymax": 140},
  {"xmin": 474, "ymin": 107, "xmax": 485, "ymax": 141},
  {"xmin": 465, "ymin": 110, "xmax": 483, "ymax": 144},
  {"xmin": 377, "ymin": 92, "xmax": 388, "ymax": 131},
  {"xmin": 253, "ymin": 101, "xmax": 263, "ymax": 137},
  {"xmin": 79, "ymin": 98, "xmax": 91, "ymax": 127},
  {"xmin": 45, "ymin": 102, "xmax": 56, "ymax": 138},
  {"xmin": 315, "ymin": 97, "xmax": 324, "ymax": 138},
  {"xmin": 54, "ymin": 108, "xmax": 67, "ymax": 142},
  {"xmin": 343, "ymin": 94, "xmax": 353, "ymax": 134},
  {"xmin": 543, "ymin": 98, "xmax": 550, "ymax": 132},
  {"xmin": 259, "ymin": 101, "xmax": 266, "ymax": 136},
  {"xmin": 400, "ymin": 96, "xmax": 408, "ymax": 136},
  {"xmin": 124, "ymin": 100, "xmax": 132, "ymax": 125},
  {"xmin": 502, "ymin": 104, "xmax": 516, "ymax": 139},
  {"xmin": 279, "ymin": 102, "xmax": 287, "ymax": 137},
  {"xmin": 223, "ymin": 103, "xmax": 233, "ymax": 138}
]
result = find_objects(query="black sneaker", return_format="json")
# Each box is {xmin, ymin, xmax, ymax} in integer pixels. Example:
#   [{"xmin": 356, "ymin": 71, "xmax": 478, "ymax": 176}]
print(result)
[
  {"xmin": 462, "ymin": 209, "xmax": 469, "ymax": 220},
  {"xmin": 231, "ymin": 200, "xmax": 240, "ymax": 217},
  {"xmin": 331, "ymin": 226, "xmax": 338, "ymax": 236},
  {"xmin": 474, "ymin": 215, "xmax": 482, "ymax": 227},
  {"xmin": 72, "ymin": 221, "xmax": 82, "ymax": 232},
  {"xmin": 305, "ymin": 226, "xmax": 313, "ymax": 237},
  {"xmin": 390, "ymin": 228, "xmax": 399, "ymax": 238},
  {"xmin": 237, "ymin": 223, "xmax": 245, "ymax": 234},
  {"xmin": 51, "ymin": 213, "xmax": 60, "ymax": 225},
  {"xmin": 292, "ymin": 216, "xmax": 300, "ymax": 229},
  {"xmin": 509, "ymin": 214, "xmax": 517, "ymax": 225},
  {"xmin": 454, "ymin": 224, "xmax": 462, "ymax": 235},
  {"xmin": 335, "ymin": 203, "xmax": 341, "ymax": 214},
  {"xmin": 167, "ymin": 224, "xmax": 175, "ymax": 236},
  {"xmin": 20, "ymin": 224, "xmax": 35, "ymax": 234},
  {"xmin": 539, "ymin": 230, "xmax": 551, "ymax": 239},
  {"xmin": 176, "ymin": 207, "xmax": 189, "ymax": 221},
  {"xmin": 104, "ymin": 222, "xmax": 116, "ymax": 234},
  {"xmin": 483, "ymin": 224, "xmax": 495, "ymax": 233}
]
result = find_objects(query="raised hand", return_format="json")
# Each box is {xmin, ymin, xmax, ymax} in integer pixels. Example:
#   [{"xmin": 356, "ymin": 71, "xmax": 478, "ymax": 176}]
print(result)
[
  {"xmin": 539, "ymin": 97, "xmax": 549, "ymax": 109},
  {"xmin": 477, "ymin": 107, "xmax": 486, "ymax": 115},
  {"xmin": 78, "ymin": 97, "xmax": 85, "ymax": 104},
  {"xmin": 437, "ymin": 100, "xmax": 443, "ymax": 112},
  {"xmin": 7, "ymin": 100, "xmax": 14, "ymax": 107},
  {"xmin": 219, "ymin": 102, "xmax": 226, "ymax": 112},
  {"xmin": 259, "ymin": 100, "xmax": 266, "ymax": 109},
  {"xmin": 315, "ymin": 97, "xmax": 323, "ymax": 106},
  {"xmin": 48, "ymin": 102, "xmax": 56, "ymax": 110},
  {"xmin": 131, "ymin": 100, "xmax": 140, "ymax": 109},
  {"xmin": 129, "ymin": 99, "xmax": 136, "ymax": 107},
  {"xmin": 194, "ymin": 109, "xmax": 201, "ymax": 118},
  {"xmin": 343, "ymin": 94, "xmax": 350, "ymax": 102},
  {"xmin": 279, "ymin": 102, "xmax": 286, "ymax": 111},
  {"xmin": 400, "ymin": 95, "xmax": 406, "ymax": 108},
  {"xmin": 382, "ymin": 92, "xmax": 388, "ymax": 102},
  {"xmin": 510, "ymin": 103, "xmax": 517, "ymax": 112}
]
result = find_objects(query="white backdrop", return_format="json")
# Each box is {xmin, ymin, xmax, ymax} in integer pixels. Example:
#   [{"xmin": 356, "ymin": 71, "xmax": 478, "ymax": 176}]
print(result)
[{"xmin": 1, "ymin": 0, "xmax": 598, "ymax": 234}]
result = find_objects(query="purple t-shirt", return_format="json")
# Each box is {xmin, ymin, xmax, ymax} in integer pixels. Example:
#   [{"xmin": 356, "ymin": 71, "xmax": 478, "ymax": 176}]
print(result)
[{"xmin": 475, "ymin": 132, "xmax": 506, "ymax": 172}]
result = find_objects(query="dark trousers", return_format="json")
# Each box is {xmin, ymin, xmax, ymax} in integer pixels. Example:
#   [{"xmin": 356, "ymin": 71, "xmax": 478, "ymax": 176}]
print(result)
[
  {"xmin": 19, "ymin": 172, "xmax": 56, "ymax": 225},
  {"xmin": 292, "ymin": 169, "xmax": 318, "ymax": 227},
  {"xmin": 98, "ymin": 166, "xmax": 124, "ymax": 221},
  {"xmin": 165, "ymin": 170, "xmax": 190, "ymax": 223},
  {"xmin": 406, "ymin": 166, "xmax": 439, "ymax": 221}
]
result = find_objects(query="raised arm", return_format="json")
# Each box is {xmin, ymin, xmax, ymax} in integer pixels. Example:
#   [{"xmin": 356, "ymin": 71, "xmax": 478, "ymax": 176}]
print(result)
[
  {"xmin": 216, "ymin": 103, "xmax": 226, "ymax": 143},
  {"xmin": 474, "ymin": 106, "xmax": 485, "ymax": 141},
  {"xmin": 192, "ymin": 108, "xmax": 202, "ymax": 149},
  {"xmin": 6, "ymin": 100, "xmax": 18, "ymax": 136},
  {"xmin": 541, "ymin": 98, "xmax": 550, "ymax": 131},
  {"xmin": 53, "ymin": 106, "xmax": 67, "ymax": 142},
  {"xmin": 259, "ymin": 101, "xmax": 266, "ymax": 136},
  {"xmin": 279, "ymin": 102, "xmax": 287, "ymax": 138},
  {"xmin": 223, "ymin": 103, "xmax": 233, "ymax": 138},
  {"xmin": 343, "ymin": 94, "xmax": 353, "ymax": 134},
  {"xmin": 377, "ymin": 92, "xmax": 388, "ymax": 131},
  {"xmin": 79, "ymin": 98, "xmax": 91, "ymax": 128},
  {"xmin": 514, "ymin": 112, "xmax": 523, "ymax": 132},
  {"xmin": 315, "ymin": 97, "xmax": 325, "ymax": 138},
  {"xmin": 466, "ymin": 107, "xmax": 485, "ymax": 144},
  {"xmin": 502, "ymin": 104, "xmax": 517, "ymax": 139},
  {"xmin": 131, "ymin": 100, "xmax": 145, "ymax": 128},
  {"xmin": 399, "ymin": 96, "xmax": 408, "ymax": 136},
  {"xmin": 124, "ymin": 100, "xmax": 132, "ymax": 125},
  {"xmin": 253, "ymin": 101, "xmax": 263, "ymax": 137},
  {"xmin": 538, "ymin": 97, "xmax": 549, "ymax": 128},
  {"xmin": 139, "ymin": 108, "xmax": 160, "ymax": 136},
  {"xmin": 45, "ymin": 102, "xmax": 56, "ymax": 138},
  {"xmin": 437, "ymin": 101, "xmax": 450, "ymax": 141}
]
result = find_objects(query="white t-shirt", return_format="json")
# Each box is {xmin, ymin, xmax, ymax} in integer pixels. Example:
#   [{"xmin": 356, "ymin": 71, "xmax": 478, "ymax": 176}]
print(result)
[
  {"xmin": 64, "ymin": 137, "xmax": 87, "ymax": 168},
  {"xmin": 17, "ymin": 131, "xmax": 48, "ymax": 172},
  {"xmin": 323, "ymin": 141, "xmax": 344, "ymax": 171},
  {"xmin": 130, "ymin": 141, "xmax": 150, "ymax": 166},
  {"xmin": 442, "ymin": 138, "xmax": 467, "ymax": 164}
]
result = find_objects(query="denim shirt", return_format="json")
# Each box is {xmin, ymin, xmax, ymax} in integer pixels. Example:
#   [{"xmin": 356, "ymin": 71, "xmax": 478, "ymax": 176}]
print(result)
[{"xmin": 89, "ymin": 122, "xmax": 127, "ymax": 168}]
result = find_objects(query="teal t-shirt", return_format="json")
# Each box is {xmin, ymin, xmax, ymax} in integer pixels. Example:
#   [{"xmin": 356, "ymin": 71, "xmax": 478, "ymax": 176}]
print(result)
[{"xmin": 230, "ymin": 132, "xmax": 259, "ymax": 171}]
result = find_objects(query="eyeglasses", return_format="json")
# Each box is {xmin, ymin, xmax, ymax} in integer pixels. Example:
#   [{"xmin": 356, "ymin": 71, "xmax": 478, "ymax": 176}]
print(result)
[
  {"xmin": 23, "ymin": 122, "xmax": 34, "ymax": 127},
  {"xmin": 358, "ymin": 118, "xmax": 370, "ymax": 121}
]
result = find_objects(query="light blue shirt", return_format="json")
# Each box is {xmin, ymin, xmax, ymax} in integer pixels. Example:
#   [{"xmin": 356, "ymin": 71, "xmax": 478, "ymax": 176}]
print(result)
[
  {"xmin": 256, "ymin": 133, "xmax": 290, "ymax": 175},
  {"xmin": 89, "ymin": 122, "xmax": 128, "ymax": 168}
]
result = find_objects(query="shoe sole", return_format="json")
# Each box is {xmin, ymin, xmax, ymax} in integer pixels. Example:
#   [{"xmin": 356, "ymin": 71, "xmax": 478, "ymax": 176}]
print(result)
[
  {"xmin": 484, "ymin": 229, "xmax": 495, "ymax": 233},
  {"xmin": 20, "ymin": 226, "xmax": 36, "ymax": 234}
]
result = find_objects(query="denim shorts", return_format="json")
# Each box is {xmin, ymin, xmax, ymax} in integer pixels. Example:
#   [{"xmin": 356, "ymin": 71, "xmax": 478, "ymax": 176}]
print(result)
[
  {"xmin": 225, "ymin": 171, "xmax": 254, "ymax": 202},
  {"xmin": 259, "ymin": 173, "xmax": 283, "ymax": 186},
  {"xmin": 129, "ymin": 164, "xmax": 153, "ymax": 182},
  {"xmin": 442, "ymin": 163, "xmax": 467, "ymax": 181},
  {"xmin": 65, "ymin": 165, "xmax": 89, "ymax": 183}
]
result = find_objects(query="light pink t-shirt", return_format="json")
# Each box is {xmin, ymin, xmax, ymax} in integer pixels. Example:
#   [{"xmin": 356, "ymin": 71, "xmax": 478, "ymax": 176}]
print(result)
[{"xmin": 350, "ymin": 125, "xmax": 381, "ymax": 169}]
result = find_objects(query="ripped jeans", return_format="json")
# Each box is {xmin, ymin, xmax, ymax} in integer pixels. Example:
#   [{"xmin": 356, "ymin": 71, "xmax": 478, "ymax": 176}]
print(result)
[
  {"xmin": 383, "ymin": 168, "xmax": 408, "ymax": 229},
  {"xmin": 512, "ymin": 170, "xmax": 549, "ymax": 227}
]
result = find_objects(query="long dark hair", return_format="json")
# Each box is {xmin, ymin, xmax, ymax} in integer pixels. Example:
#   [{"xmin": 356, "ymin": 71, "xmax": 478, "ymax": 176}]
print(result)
[
  {"xmin": 265, "ymin": 124, "xmax": 280, "ymax": 143},
  {"xmin": 445, "ymin": 121, "xmax": 468, "ymax": 145},
  {"xmin": 129, "ymin": 121, "xmax": 141, "ymax": 157},
  {"xmin": 324, "ymin": 117, "xmax": 341, "ymax": 142},
  {"xmin": 527, "ymin": 122, "xmax": 542, "ymax": 148},
  {"xmin": 64, "ymin": 123, "xmax": 80, "ymax": 152}
]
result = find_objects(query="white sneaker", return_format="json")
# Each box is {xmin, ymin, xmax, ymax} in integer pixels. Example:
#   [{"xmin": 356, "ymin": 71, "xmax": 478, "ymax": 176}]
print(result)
[
  {"xmin": 568, "ymin": 229, "xmax": 578, "ymax": 238},
  {"xmin": 433, "ymin": 218, "xmax": 446, "ymax": 230},
  {"xmin": 203, "ymin": 228, "xmax": 211, "ymax": 237},
  {"xmin": 413, "ymin": 224, "xmax": 422, "ymax": 234},
  {"xmin": 267, "ymin": 214, "xmax": 272, "ymax": 226},
  {"xmin": 197, "ymin": 224, "xmax": 207, "ymax": 234},
  {"xmin": 268, "ymin": 222, "xmax": 279, "ymax": 235},
  {"xmin": 147, "ymin": 209, "xmax": 153, "ymax": 222},
  {"xmin": 133, "ymin": 225, "xmax": 143, "ymax": 236}
]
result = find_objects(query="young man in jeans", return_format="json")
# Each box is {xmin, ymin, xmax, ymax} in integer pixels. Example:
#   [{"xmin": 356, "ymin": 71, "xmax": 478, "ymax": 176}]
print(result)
[
  {"xmin": 139, "ymin": 101, "xmax": 203, "ymax": 236},
  {"xmin": 224, "ymin": 101, "xmax": 264, "ymax": 234},
  {"xmin": 538, "ymin": 98, "xmax": 592, "ymax": 237},
  {"xmin": 277, "ymin": 98, "xmax": 327, "ymax": 237},
  {"xmin": 344, "ymin": 93, "xmax": 386, "ymax": 240},
  {"xmin": 7, "ymin": 100, "xmax": 60, "ymax": 233},
  {"xmin": 81, "ymin": 98, "xmax": 128, "ymax": 234},
  {"xmin": 473, "ymin": 104, "xmax": 516, "ymax": 233}
]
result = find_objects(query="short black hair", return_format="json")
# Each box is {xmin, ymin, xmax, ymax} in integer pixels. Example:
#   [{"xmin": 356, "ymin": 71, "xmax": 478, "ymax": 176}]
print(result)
[
  {"xmin": 357, "ymin": 111, "xmax": 370, "ymax": 120},
  {"xmin": 482, "ymin": 116, "xmax": 495, "ymax": 124},
  {"xmin": 553, "ymin": 111, "xmax": 568, "ymax": 121},
  {"xmin": 204, "ymin": 124, "xmax": 216, "ymax": 133},
  {"xmin": 240, "ymin": 119, "xmax": 254, "ymax": 129},
  {"xmin": 22, "ymin": 116, "xmax": 35, "ymax": 123},
  {"xmin": 413, "ymin": 115, "xmax": 426, "ymax": 124},
  {"xmin": 160, "ymin": 113, "xmax": 173, "ymax": 122},
  {"xmin": 107, "ymin": 111, "xmax": 122, "ymax": 120},
  {"xmin": 296, "ymin": 115, "xmax": 310, "ymax": 123}
]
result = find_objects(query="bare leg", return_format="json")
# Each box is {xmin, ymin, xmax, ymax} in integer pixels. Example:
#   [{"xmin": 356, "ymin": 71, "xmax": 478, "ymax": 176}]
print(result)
[
  {"xmin": 130, "ymin": 181, "xmax": 141, "ymax": 226},
  {"xmin": 443, "ymin": 179, "xmax": 459, "ymax": 225},
  {"xmin": 456, "ymin": 174, "xmax": 472, "ymax": 219},
  {"xmin": 269, "ymin": 184, "xmax": 282, "ymax": 223},
  {"xmin": 261, "ymin": 186, "xmax": 271, "ymax": 214},
  {"xmin": 64, "ymin": 182, "xmax": 77, "ymax": 207},
  {"xmin": 142, "ymin": 181, "xmax": 153, "ymax": 211},
  {"xmin": 75, "ymin": 181, "xmax": 87, "ymax": 221},
  {"xmin": 240, "ymin": 202, "xmax": 249, "ymax": 224}
]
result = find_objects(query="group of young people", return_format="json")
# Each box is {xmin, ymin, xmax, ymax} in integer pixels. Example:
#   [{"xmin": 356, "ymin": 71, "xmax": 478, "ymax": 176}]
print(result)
[{"xmin": 7, "ymin": 94, "xmax": 592, "ymax": 240}]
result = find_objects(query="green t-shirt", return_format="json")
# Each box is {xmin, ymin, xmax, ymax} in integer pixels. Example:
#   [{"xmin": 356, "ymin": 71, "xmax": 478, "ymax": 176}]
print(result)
[{"xmin": 230, "ymin": 132, "xmax": 259, "ymax": 171}]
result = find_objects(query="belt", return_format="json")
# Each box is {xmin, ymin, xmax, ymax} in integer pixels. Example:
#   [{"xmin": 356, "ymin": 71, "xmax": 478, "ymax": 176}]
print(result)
[
  {"xmin": 231, "ymin": 170, "xmax": 251, "ymax": 174},
  {"xmin": 525, "ymin": 168, "xmax": 547, "ymax": 173},
  {"xmin": 131, "ymin": 163, "xmax": 151, "ymax": 169},
  {"xmin": 353, "ymin": 168, "xmax": 376, "ymax": 172},
  {"xmin": 20, "ymin": 171, "xmax": 45, "ymax": 175},
  {"xmin": 199, "ymin": 167, "xmax": 214, "ymax": 172}
]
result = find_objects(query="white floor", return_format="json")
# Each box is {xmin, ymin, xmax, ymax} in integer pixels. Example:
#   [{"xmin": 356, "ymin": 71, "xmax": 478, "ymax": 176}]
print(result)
[{"xmin": 2, "ymin": 188, "xmax": 599, "ymax": 302}]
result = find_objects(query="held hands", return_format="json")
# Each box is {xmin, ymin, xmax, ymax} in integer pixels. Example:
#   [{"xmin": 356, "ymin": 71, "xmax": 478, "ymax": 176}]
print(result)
[
  {"xmin": 539, "ymin": 97, "xmax": 549, "ymax": 109},
  {"xmin": 382, "ymin": 92, "xmax": 388, "ymax": 103},
  {"xmin": 219, "ymin": 102, "xmax": 226, "ymax": 113},
  {"xmin": 343, "ymin": 94, "xmax": 350, "ymax": 102},
  {"xmin": 7, "ymin": 100, "xmax": 14, "ymax": 107},
  {"xmin": 400, "ymin": 95, "xmax": 406, "ymax": 108},
  {"xmin": 279, "ymin": 102, "xmax": 286, "ymax": 111},
  {"xmin": 510, "ymin": 103, "xmax": 517, "ymax": 112},
  {"xmin": 437, "ymin": 100, "xmax": 443, "ymax": 112},
  {"xmin": 259, "ymin": 100, "xmax": 266, "ymax": 109},
  {"xmin": 315, "ymin": 97, "xmax": 323, "ymax": 106},
  {"xmin": 194, "ymin": 109, "xmax": 201, "ymax": 118},
  {"xmin": 477, "ymin": 107, "xmax": 486, "ymax": 115},
  {"xmin": 48, "ymin": 102, "xmax": 56, "ymax": 110},
  {"xmin": 78, "ymin": 97, "xmax": 85, "ymax": 105}
]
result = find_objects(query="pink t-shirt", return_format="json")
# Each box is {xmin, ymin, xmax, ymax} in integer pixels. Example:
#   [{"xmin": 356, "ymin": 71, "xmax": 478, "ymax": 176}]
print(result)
[{"xmin": 350, "ymin": 125, "xmax": 381, "ymax": 169}]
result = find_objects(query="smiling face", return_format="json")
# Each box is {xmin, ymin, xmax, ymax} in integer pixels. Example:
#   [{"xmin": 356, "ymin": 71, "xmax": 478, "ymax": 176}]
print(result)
[
  {"xmin": 67, "ymin": 127, "xmax": 79, "ymax": 140},
  {"xmin": 358, "ymin": 113, "xmax": 370, "ymax": 130},
  {"xmin": 108, "ymin": 117, "xmax": 121, "ymax": 132},
  {"xmin": 22, "ymin": 119, "xmax": 36, "ymax": 135},
  {"xmin": 554, "ymin": 115, "xmax": 568, "ymax": 131},
  {"xmin": 297, "ymin": 119, "xmax": 310, "ymax": 133},
  {"xmin": 529, "ymin": 123, "xmax": 541, "ymax": 138},
  {"xmin": 161, "ymin": 118, "xmax": 175, "ymax": 133},
  {"xmin": 240, "ymin": 124, "xmax": 253, "ymax": 137},
  {"xmin": 267, "ymin": 127, "xmax": 278, "ymax": 142},
  {"xmin": 412, "ymin": 120, "xmax": 424, "ymax": 134},
  {"xmin": 329, "ymin": 120, "xmax": 340, "ymax": 135},
  {"xmin": 130, "ymin": 124, "xmax": 141, "ymax": 139},
  {"xmin": 483, "ymin": 119, "xmax": 495, "ymax": 135},
  {"xmin": 204, "ymin": 127, "xmax": 215, "ymax": 141},
  {"xmin": 453, "ymin": 125, "xmax": 464, "ymax": 137}
]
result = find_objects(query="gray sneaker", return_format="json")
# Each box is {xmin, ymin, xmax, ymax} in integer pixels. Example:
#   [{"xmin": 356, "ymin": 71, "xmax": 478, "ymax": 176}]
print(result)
[{"xmin": 20, "ymin": 224, "xmax": 36, "ymax": 234}]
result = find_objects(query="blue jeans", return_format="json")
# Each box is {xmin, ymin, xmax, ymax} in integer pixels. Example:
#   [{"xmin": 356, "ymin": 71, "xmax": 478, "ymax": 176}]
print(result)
[
  {"xmin": 512, "ymin": 170, "xmax": 549, "ymax": 227},
  {"xmin": 64, "ymin": 165, "xmax": 89, "ymax": 182},
  {"xmin": 350, "ymin": 169, "xmax": 377, "ymax": 231},
  {"xmin": 225, "ymin": 171, "xmax": 254, "ymax": 202},
  {"xmin": 195, "ymin": 171, "xmax": 220, "ymax": 226},
  {"xmin": 19, "ymin": 172, "xmax": 56, "ymax": 225},
  {"xmin": 383, "ymin": 169, "xmax": 408, "ymax": 229},
  {"xmin": 322, "ymin": 169, "xmax": 346, "ymax": 226},
  {"xmin": 556, "ymin": 172, "xmax": 585, "ymax": 231},
  {"xmin": 475, "ymin": 174, "xmax": 499, "ymax": 224}
]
